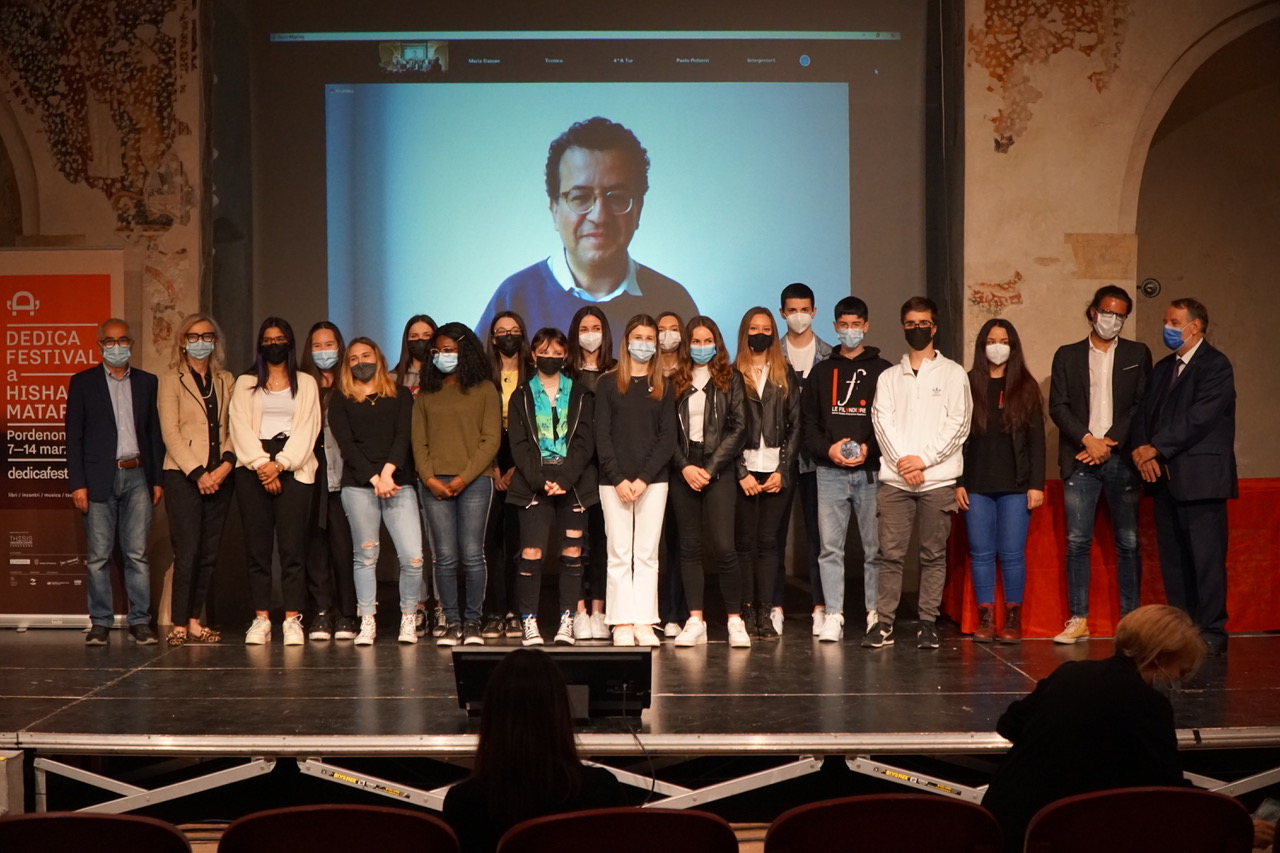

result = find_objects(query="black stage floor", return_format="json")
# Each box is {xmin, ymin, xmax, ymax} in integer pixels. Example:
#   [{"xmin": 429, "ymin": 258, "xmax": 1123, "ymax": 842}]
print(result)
[{"xmin": 3, "ymin": 621, "xmax": 1279, "ymax": 757}]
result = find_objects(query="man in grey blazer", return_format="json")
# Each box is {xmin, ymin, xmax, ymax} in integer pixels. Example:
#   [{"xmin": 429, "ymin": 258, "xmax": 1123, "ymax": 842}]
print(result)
[{"xmin": 1048, "ymin": 286, "xmax": 1152, "ymax": 643}]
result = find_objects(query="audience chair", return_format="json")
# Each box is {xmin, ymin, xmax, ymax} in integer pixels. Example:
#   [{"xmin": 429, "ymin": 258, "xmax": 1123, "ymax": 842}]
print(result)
[
  {"xmin": 0, "ymin": 811, "xmax": 192, "ymax": 852},
  {"xmin": 498, "ymin": 807, "xmax": 739, "ymax": 853},
  {"xmin": 218, "ymin": 803, "xmax": 459, "ymax": 853},
  {"xmin": 765, "ymin": 793, "xmax": 1001, "ymax": 853},
  {"xmin": 1024, "ymin": 785, "xmax": 1253, "ymax": 853}
]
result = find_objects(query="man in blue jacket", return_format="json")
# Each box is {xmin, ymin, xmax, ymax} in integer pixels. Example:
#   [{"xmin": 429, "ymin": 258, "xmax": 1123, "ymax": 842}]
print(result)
[{"xmin": 66, "ymin": 318, "xmax": 165, "ymax": 645}]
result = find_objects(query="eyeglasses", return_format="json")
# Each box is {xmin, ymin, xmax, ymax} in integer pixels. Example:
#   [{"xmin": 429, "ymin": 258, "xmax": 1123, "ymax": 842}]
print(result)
[
  {"xmin": 430, "ymin": 346, "xmax": 459, "ymax": 356},
  {"xmin": 261, "ymin": 336, "xmax": 288, "ymax": 345},
  {"xmin": 184, "ymin": 332, "xmax": 216, "ymax": 343},
  {"xmin": 902, "ymin": 321, "xmax": 935, "ymax": 330},
  {"xmin": 559, "ymin": 188, "xmax": 635, "ymax": 216},
  {"xmin": 101, "ymin": 337, "xmax": 133, "ymax": 348},
  {"xmin": 1095, "ymin": 309, "xmax": 1127, "ymax": 318},
  {"xmin": 493, "ymin": 330, "xmax": 523, "ymax": 338}
]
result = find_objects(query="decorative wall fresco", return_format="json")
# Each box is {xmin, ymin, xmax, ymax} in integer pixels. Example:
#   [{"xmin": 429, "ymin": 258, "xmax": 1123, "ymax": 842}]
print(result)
[
  {"xmin": 970, "ymin": 270, "xmax": 1024, "ymax": 314},
  {"xmin": 968, "ymin": 0, "xmax": 1130, "ymax": 152}
]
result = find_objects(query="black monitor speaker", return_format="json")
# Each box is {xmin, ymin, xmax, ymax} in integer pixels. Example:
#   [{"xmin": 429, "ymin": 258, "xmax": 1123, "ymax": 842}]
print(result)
[{"xmin": 451, "ymin": 646, "xmax": 652, "ymax": 718}]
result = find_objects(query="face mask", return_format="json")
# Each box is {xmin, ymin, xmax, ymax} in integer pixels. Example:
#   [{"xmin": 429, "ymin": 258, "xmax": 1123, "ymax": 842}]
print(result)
[
  {"xmin": 407, "ymin": 339, "xmax": 430, "ymax": 362},
  {"xmin": 578, "ymin": 331, "xmax": 602, "ymax": 353},
  {"xmin": 836, "ymin": 328, "xmax": 865, "ymax": 350},
  {"xmin": 536, "ymin": 356, "xmax": 565, "ymax": 376},
  {"xmin": 1162, "ymin": 325, "xmax": 1186, "ymax": 351},
  {"xmin": 262, "ymin": 342, "xmax": 290, "ymax": 365},
  {"xmin": 185, "ymin": 340, "xmax": 215, "ymax": 362},
  {"xmin": 350, "ymin": 362, "xmax": 378, "ymax": 383},
  {"xmin": 905, "ymin": 327, "xmax": 933, "ymax": 352},
  {"xmin": 311, "ymin": 349, "xmax": 339, "ymax": 370},
  {"xmin": 658, "ymin": 330, "xmax": 681, "ymax": 352},
  {"xmin": 785, "ymin": 312, "xmax": 813, "ymax": 335},
  {"xmin": 985, "ymin": 343, "xmax": 1011, "ymax": 365},
  {"xmin": 1092, "ymin": 312, "xmax": 1125, "ymax": 341},
  {"xmin": 747, "ymin": 333, "xmax": 772, "ymax": 354},
  {"xmin": 433, "ymin": 351, "xmax": 459, "ymax": 374},
  {"xmin": 102, "ymin": 345, "xmax": 131, "ymax": 368},
  {"xmin": 494, "ymin": 334, "xmax": 522, "ymax": 356},
  {"xmin": 628, "ymin": 340, "xmax": 656, "ymax": 363},
  {"xmin": 690, "ymin": 344, "xmax": 716, "ymax": 365}
]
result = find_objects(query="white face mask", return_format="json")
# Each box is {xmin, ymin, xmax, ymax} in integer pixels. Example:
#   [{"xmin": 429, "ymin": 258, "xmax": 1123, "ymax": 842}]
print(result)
[
  {"xmin": 577, "ymin": 331, "xmax": 602, "ymax": 353},
  {"xmin": 658, "ymin": 330, "xmax": 681, "ymax": 352},
  {"xmin": 785, "ymin": 312, "xmax": 813, "ymax": 334},
  {"xmin": 1093, "ymin": 312, "xmax": 1125, "ymax": 341},
  {"xmin": 985, "ymin": 343, "xmax": 1011, "ymax": 365}
]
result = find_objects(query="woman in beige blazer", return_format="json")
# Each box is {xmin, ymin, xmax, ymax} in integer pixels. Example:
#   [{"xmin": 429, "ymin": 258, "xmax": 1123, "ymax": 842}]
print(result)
[{"xmin": 158, "ymin": 312, "xmax": 236, "ymax": 644}]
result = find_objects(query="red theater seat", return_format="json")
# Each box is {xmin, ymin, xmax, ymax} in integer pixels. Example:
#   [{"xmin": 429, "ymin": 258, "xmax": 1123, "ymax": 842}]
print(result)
[
  {"xmin": 765, "ymin": 793, "xmax": 1001, "ymax": 853},
  {"xmin": 498, "ymin": 807, "xmax": 739, "ymax": 853},
  {"xmin": 218, "ymin": 803, "xmax": 459, "ymax": 853},
  {"xmin": 0, "ymin": 811, "xmax": 191, "ymax": 852}
]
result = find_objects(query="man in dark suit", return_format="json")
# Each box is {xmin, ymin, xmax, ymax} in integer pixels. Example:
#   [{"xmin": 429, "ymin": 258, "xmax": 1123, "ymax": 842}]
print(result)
[
  {"xmin": 1132, "ymin": 298, "xmax": 1237, "ymax": 655},
  {"xmin": 66, "ymin": 318, "xmax": 165, "ymax": 645},
  {"xmin": 1048, "ymin": 285, "xmax": 1152, "ymax": 644}
]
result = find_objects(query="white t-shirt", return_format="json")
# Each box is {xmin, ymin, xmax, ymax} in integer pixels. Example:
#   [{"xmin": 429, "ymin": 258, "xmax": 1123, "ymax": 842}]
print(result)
[
  {"xmin": 688, "ymin": 365, "xmax": 710, "ymax": 442},
  {"xmin": 259, "ymin": 388, "xmax": 296, "ymax": 439},
  {"xmin": 788, "ymin": 337, "xmax": 817, "ymax": 378}
]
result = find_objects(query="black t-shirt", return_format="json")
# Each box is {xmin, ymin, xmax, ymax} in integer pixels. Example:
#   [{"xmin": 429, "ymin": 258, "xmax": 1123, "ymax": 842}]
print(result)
[{"xmin": 964, "ymin": 376, "xmax": 1019, "ymax": 493}]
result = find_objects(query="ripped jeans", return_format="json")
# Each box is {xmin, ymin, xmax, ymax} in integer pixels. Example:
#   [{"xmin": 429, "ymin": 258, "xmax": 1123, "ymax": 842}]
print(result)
[{"xmin": 341, "ymin": 485, "xmax": 424, "ymax": 616}]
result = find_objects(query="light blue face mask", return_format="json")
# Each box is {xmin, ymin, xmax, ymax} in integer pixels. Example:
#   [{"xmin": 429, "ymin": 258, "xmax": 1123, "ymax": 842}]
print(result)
[
  {"xmin": 836, "ymin": 328, "xmax": 865, "ymax": 350},
  {"xmin": 628, "ymin": 340, "xmax": 657, "ymax": 363},
  {"xmin": 102, "ymin": 345, "xmax": 131, "ymax": 368},
  {"xmin": 185, "ymin": 340, "xmax": 215, "ymax": 362},
  {"xmin": 311, "ymin": 349, "xmax": 339, "ymax": 370},
  {"xmin": 690, "ymin": 344, "xmax": 716, "ymax": 365},
  {"xmin": 433, "ymin": 351, "xmax": 459, "ymax": 374},
  {"xmin": 1162, "ymin": 325, "xmax": 1185, "ymax": 351}
]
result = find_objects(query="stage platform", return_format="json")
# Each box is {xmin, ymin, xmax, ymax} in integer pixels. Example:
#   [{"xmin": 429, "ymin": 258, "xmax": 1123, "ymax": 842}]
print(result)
[{"xmin": 3, "ymin": 623, "xmax": 1279, "ymax": 813}]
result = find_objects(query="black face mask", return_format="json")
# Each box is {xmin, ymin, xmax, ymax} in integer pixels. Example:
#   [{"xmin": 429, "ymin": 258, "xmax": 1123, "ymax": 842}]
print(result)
[
  {"xmin": 904, "ymin": 327, "xmax": 934, "ymax": 352},
  {"xmin": 262, "ymin": 342, "xmax": 290, "ymax": 365},
  {"xmin": 747, "ymin": 333, "xmax": 772, "ymax": 353},
  {"xmin": 406, "ymin": 339, "xmax": 430, "ymax": 362},
  {"xmin": 350, "ymin": 362, "xmax": 378, "ymax": 383},
  {"xmin": 494, "ymin": 334, "xmax": 523, "ymax": 356},
  {"xmin": 536, "ymin": 356, "xmax": 565, "ymax": 377}
]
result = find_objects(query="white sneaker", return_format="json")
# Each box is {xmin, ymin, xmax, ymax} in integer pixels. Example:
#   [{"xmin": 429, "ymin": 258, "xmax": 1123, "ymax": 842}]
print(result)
[
  {"xmin": 663, "ymin": 621, "xmax": 682, "ymax": 638},
  {"xmin": 554, "ymin": 612, "xmax": 575, "ymax": 645},
  {"xmin": 612, "ymin": 624, "xmax": 635, "ymax": 646},
  {"xmin": 634, "ymin": 623, "xmax": 661, "ymax": 647},
  {"xmin": 866, "ymin": 609, "xmax": 880, "ymax": 632},
  {"xmin": 589, "ymin": 612, "xmax": 610, "ymax": 640},
  {"xmin": 282, "ymin": 614, "xmax": 305, "ymax": 646},
  {"xmin": 399, "ymin": 612, "xmax": 418, "ymax": 644},
  {"xmin": 811, "ymin": 610, "xmax": 826, "ymax": 637},
  {"xmin": 674, "ymin": 617, "xmax": 707, "ymax": 647},
  {"xmin": 727, "ymin": 616, "xmax": 752, "ymax": 648},
  {"xmin": 355, "ymin": 615, "xmax": 377, "ymax": 646},
  {"xmin": 244, "ymin": 616, "xmax": 271, "ymax": 645},
  {"xmin": 521, "ymin": 615, "xmax": 544, "ymax": 646},
  {"xmin": 770, "ymin": 608, "xmax": 784, "ymax": 636},
  {"xmin": 573, "ymin": 611, "xmax": 592, "ymax": 640},
  {"xmin": 818, "ymin": 612, "xmax": 844, "ymax": 643}
]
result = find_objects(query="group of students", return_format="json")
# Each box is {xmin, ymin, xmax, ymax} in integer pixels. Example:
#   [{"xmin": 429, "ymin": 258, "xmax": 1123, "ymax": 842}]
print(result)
[{"xmin": 68, "ymin": 280, "xmax": 1230, "ymax": 653}]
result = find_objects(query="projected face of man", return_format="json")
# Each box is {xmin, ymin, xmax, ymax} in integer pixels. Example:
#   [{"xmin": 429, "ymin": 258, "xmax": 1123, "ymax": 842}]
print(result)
[{"xmin": 551, "ymin": 146, "xmax": 643, "ymax": 292}]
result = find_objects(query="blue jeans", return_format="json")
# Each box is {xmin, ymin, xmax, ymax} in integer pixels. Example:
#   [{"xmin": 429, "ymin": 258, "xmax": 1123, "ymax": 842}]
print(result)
[
  {"xmin": 1063, "ymin": 454, "xmax": 1142, "ymax": 617},
  {"xmin": 815, "ymin": 466, "xmax": 879, "ymax": 616},
  {"xmin": 965, "ymin": 492, "xmax": 1030, "ymax": 604},
  {"xmin": 421, "ymin": 476, "xmax": 493, "ymax": 624},
  {"xmin": 341, "ymin": 485, "xmax": 424, "ymax": 616},
  {"xmin": 84, "ymin": 467, "xmax": 153, "ymax": 627}
]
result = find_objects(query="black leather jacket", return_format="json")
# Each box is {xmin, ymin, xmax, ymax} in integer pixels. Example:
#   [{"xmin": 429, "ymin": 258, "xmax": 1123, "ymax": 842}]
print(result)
[
  {"xmin": 735, "ymin": 369, "xmax": 802, "ymax": 488},
  {"xmin": 505, "ymin": 377, "xmax": 598, "ymax": 508},
  {"xmin": 673, "ymin": 369, "xmax": 746, "ymax": 479}
]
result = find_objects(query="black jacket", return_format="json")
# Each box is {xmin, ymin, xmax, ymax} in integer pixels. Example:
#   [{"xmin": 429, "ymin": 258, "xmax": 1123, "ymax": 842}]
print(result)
[
  {"xmin": 735, "ymin": 369, "xmax": 802, "ymax": 488},
  {"xmin": 66, "ymin": 364, "xmax": 165, "ymax": 501},
  {"xmin": 505, "ymin": 376, "xmax": 598, "ymax": 508},
  {"xmin": 673, "ymin": 369, "xmax": 746, "ymax": 479},
  {"xmin": 1049, "ymin": 336, "xmax": 1151, "ymax": 480}
]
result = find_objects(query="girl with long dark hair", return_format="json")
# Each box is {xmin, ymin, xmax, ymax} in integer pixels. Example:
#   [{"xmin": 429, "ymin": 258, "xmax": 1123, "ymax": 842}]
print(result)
[
  {"xmin": 655, "ymin": 310, "xmax": 690, "ymax": 637},
  {"xmin": 733, "ymin": 307, "xmax": 801, "ymax": 639},
  {"xmin": 229, "ymin": 317, "xmax": 321, "ymax": 645},
  {"xmin": 413, "ymin": 323, "xmax": 501, "ymax": 646},
  {"xmin": 955, "ymin": 318, "xmax": 1046, "ymax": 643},
  {"xmin": 506, "ymin": 328, "xmax": 597, "ymax": 645},
  {"xmin": 298, "ymin": 321, "xmax": 358, "ymax": 641},
  {"xmin": 329, "ymin": 337, "xmax": 423, "ymax": 645},
  {"xmin": 442, "ymin": 648, "xmax": 625, "ymax": 852},
  {"xmin": 594, "ymin": 314, "xmax": 677, "ymax": 647}
]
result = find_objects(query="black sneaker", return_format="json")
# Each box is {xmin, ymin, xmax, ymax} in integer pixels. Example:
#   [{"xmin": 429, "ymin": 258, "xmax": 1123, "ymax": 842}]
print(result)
[
  {"xmin": 740, "ymin": 603, "xmax": 757, "ymax": 637},
  {"xmin": 861, "ymin": 621, "xmax": 895, "ymax": 648},
  {"xmin": 128, "ymin": 624, "xmax": 158, "ymax": 645},
  {"xmin": 86, "ymin": 625, "xmax": 110, "ymax": 645},
  {"xmin": 464, "ymin": 620, "xmax": 485, "ymax": 645},
  {"xmin": 503, "ymin": 613, "xmax": 522, "ymax": 638},
  {"xmin": 480, "ymin": 614, "xmax": 504, "ymax": 638},
  {"xmin": 333, "ymin": 616, "xmax": 359, "ymax": 640},
  {"xmin": 917, "ymin": 621, "xmax": 940, "ymax": 649},
  {"xmin": 309, "ymin": 611, "xmax": 334, "ymax": 641},
  {"xmin": 754, "ymin": 604, "xmax": 780, "ymax": 640},
  {"xmin": 436, "ymin": 622, "xmax": 463, "ymax": 647}
]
